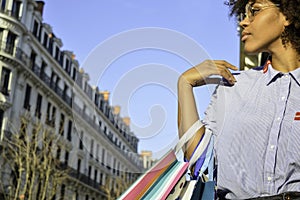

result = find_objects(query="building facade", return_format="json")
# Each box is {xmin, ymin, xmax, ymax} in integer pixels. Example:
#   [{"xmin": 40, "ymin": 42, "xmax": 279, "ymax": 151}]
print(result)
[
  {"xmin": 0, "ymin": 0, "xmax": 143, "ymax": 199},
  {"xmin": 140, "ymin": 150, "xmax": 157, "ymax": 170}
]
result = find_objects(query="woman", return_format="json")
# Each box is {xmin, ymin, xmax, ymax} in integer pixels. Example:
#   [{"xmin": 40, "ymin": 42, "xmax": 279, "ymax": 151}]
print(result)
[{"xmin": 178, "ymin": 0, "xmax": 300, "ymax": 199}]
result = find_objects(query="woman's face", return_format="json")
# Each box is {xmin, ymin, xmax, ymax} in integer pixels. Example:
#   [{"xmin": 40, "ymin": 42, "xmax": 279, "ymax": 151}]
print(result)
[{"xmin": 240, "ymin": 0, "xmax": 288, "ymax": 54}]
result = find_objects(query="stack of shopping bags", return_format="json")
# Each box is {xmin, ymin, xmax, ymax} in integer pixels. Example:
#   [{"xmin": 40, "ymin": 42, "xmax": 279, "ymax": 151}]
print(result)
[{"xmin": 118, "ymin": 120, "xmax": 215, "ymax": 200}]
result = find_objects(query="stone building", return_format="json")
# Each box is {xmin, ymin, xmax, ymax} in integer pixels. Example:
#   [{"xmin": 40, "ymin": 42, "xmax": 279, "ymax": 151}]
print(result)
[{"xmin": 0, "ymin": 0, "xmax": 143, "ymax": 199}]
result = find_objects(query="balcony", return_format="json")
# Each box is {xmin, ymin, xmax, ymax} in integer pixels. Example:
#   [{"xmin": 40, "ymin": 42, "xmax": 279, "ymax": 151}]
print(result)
[{"xmin": 68, "ymin": 167, "xmax": 104, "ymax": 192}]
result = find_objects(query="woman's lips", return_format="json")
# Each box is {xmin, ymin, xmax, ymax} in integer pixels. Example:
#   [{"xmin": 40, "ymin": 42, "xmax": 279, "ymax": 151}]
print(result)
[{"xmin": 241, "ymin": 31, "xmax": 251, "ymax": 42}]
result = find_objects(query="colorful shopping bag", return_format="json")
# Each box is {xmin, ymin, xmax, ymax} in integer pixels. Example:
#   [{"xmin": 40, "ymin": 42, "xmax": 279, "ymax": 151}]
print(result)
[
  {"xmin": 118, "ymin": 120, "xmax": 213, "ymax": 200},
  {"xmin": 141, "ymin": 154, "xmax": 189, "ymax": 200},
  {"xmin": 117, "ymin": 150, "xmax": 180, "ymax": 200},
  {"xmin": 169, "ymin": 130, "xmax": 215, "ymax": 200}
]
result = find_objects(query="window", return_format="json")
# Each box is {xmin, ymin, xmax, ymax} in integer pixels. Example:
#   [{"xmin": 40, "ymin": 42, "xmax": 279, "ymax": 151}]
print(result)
[
  {"xmin": 94, "ymin": 93, "xmax": 99, "ymax": 106},
  {"xmin": 48, "ymin": 36, "xmax": 53, "ymax": 54},
  {"xmin": 101, "ymin": 149, "xmax": 105, "ymax": 164},
  {"xmin": 11, "ymin": 0, "xmax": 21, "ymax": 19},
  {"xmin": 59, "ymin": 113, "xmax": 65, "ymax": 135},
  {"xmin": 90, "ymin": 139, "xmax": 94, "ymax": 158},
  {"xmin": 55, "ymin": 76, "xmax": 60, "ymax": 91},
  {"xmin": 67, "ymin": 120, "xmax": 72, "ymax": 141},
  {"xmin": 45, "ymin": 102, "xmax": 55, "ymax": 126},
  {"xmin": 56, "ymin": 147, "xmax": 61, "ymax": 160},
  {"xmin": 23, "ymin": 84, "xmax": 31, "ymax": 111},
  {"xmin": 77, "ymin": 159, "xmax": 81, "ymax": 173},
  {"xmin": 42, "ymin": 32, "xmax": 48, "ymax": 47},
  {"xmin": 51, "ymin": 106, "xmax": 56, "ymax": 127},
  {"xmin": 50, "ymin": 71, "xmax": 55, "ymax": 85},
  {"xmin": 64, "ymin": 151, "xmax": 69, "ymax": 166},
  {"xmin": 94, "ymin": 169, "xmax": 98, "ymax": 183},
  {"xmin": 0, "ymin": 0, "xmax": 6, "ymax": 11},
  {"xmin": 100, "ymin": 173, "xmax": 103, "ymax": 185},
  {"xmin": 0, "ymin": 28, "xmax": 3, "ymax": 42},
  {"xmin": 46, "ymin": 102, "xmax": 51, "ymax": 124},
  {"xmin": 63, "ymin": 84, "xmax": 68, "ymax": 98},
  {"xmin": 65, "ymin": 58, "xmax": 70, "ymax": 74},
  {"xmin": 79, "ymin": 131, "xmax": 83, "ymax": 150},
  {"xmin": 40, "ymin": 61, "xmax": 47, "ymax": 78},
  {"xmin": 55, "ymin": 46, "xmax": 60, "ymax": 61},
  {"xmin": 96, "ymin": 144, "xmax": 99, "ymax": 162},
  {"xmin": 60, "ymin": 184, "xmax": 65, "ymax": 200},
  {"xmin": 0, "ymin": 67, "xmax": 11, "ymax": 95},
  {"xmin": 5, "ymin": 31, "xmax": 16, "ymax": 54},
  {"xmin": 72, "ymin": 67, "xmax": 76, "ymax": 80},
  {"xmin": 88, "ymin": 165, "xmax": 92, "ymax": 178},
  {"xmin": 35, "ymin": 93, "xmax": 42, "ymax": 118},
  {"xmin": 30, "ymin": 50, "xmax": 36, "ymax": 69},
  {"xmin": 0, "ymin": 110, "xmax": 4, "ymax": 132},
  {"xmin": 113, "ymin": 158, "xmax": 116, "ymax": 174},
  {"xmin": 32, "ymin": 20, "xmax": 39, "ymax": 37}
]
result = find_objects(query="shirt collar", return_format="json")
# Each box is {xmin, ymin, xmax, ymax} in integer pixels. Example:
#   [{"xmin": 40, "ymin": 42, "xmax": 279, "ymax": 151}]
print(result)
[
  {"xmin": 264, "ymin": 60, "xmax": 283, "ymax": 85},
  {"xmin": 290, "ymin": 67, "xmax": 300, "ymax": 86},
  {"xmin": 263, "ymin": 60, "xmax": 300, "ymax": 86}
]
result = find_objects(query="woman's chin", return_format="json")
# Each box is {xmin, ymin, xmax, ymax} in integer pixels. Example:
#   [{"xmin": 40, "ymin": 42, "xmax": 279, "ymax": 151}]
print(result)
[{"xmin": 244, "ymin": 47, "xmax": 260, "ymax": 55}]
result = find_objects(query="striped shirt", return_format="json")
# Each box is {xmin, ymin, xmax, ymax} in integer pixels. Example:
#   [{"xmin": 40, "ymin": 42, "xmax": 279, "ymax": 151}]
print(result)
[{"xmin": 203, "ymin": 61, "xmax": 300, "ymax": 199}]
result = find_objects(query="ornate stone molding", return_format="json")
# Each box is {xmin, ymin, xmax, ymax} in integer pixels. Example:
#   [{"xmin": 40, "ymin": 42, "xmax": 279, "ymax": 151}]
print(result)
[{"xmin": 0, "ymin": 18, "xmax": 22, "ymax": 34}]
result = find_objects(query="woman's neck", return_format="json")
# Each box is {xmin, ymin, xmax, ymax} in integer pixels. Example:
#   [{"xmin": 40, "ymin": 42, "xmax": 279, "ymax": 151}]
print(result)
[{"xmin": 270, "ymin": 45, "xmax": 300, "ymax": 73}]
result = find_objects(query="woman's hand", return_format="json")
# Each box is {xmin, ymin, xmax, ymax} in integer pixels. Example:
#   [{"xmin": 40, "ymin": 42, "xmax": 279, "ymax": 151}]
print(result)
[{"xmin": 179, "ymin": 60, "xmax": 238, "ymax": 87}]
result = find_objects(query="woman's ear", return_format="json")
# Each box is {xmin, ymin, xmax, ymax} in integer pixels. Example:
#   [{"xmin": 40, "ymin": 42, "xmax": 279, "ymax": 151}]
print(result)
[{"xmin": 282, "ymin": 15, "xmax": 292, "ymax": 26}]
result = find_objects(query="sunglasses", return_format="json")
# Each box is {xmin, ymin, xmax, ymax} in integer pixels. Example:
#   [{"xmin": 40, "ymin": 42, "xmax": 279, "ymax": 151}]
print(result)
[{"xmin": 241, "ymin": 3, "xmax": 280, "ymax": 21}]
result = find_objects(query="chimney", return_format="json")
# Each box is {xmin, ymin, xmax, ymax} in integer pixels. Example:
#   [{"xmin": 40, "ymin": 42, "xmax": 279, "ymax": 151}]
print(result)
[
  {"xmin": 36, "ymin": 1, "xmax": 45, "ymax": 16},
  {"xmin": 100, "ymin": 91, "xmax": 110, "ymax": 101},
  {"xmin": 123, "ymin": 117, "xmax": 130, "ymax": 127},
  {"xmin": 113, "ymin": 106, "xmax": 121, "ymax": 115}
]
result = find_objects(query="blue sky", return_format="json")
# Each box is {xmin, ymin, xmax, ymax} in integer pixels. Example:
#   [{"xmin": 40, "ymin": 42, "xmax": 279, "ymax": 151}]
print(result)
[{"xmin": 43, "ymin": 0, "xmax": 240, "ymax": 158}]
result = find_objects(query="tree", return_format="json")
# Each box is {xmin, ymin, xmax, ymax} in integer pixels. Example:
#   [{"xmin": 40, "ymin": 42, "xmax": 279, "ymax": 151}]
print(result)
[{"xmin": 0, "ymin": 117, "xmax": 69, "ymax": 200}]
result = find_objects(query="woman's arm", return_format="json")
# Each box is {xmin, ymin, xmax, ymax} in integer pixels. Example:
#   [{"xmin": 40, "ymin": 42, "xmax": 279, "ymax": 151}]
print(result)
[{"xmin": 178, "ymin": 60, "xmax": 237, "ymax": 160}]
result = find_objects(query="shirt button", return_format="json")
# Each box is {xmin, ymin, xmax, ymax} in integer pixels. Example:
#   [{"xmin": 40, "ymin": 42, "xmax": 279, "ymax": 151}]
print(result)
[
  {"xmin": 277, "ymin": 117, "xmax": 281, "ymax": 121},
  {"xmin": 281, "ymin": 96, "xmax": 285, "ymax": 100},
  {"xmin": 267, "ymin": 176, "xmax": 272, "ymax": 181},
  {"xmin": 284, "ymin": 74, "xmax": 289, "ymax": 78},
  {"xmin": 270, "ymin": 145, "xmax": 275, "ymax": 149}
]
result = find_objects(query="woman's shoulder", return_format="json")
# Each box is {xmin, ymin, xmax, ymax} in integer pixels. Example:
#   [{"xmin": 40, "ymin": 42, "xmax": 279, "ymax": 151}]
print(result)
[
  {"xmin": 219, "ymin": 66, "xmax": 264, "ymax": 87},
  {"xmin": 235, "ymin": 66, "xmax": 264, "ymax": 81}
]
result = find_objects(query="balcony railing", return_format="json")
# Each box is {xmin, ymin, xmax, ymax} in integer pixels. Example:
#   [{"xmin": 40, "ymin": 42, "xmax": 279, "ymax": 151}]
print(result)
[{"xmin": 68, "ymin": 167, "xmax": 104, "ymax": 192}]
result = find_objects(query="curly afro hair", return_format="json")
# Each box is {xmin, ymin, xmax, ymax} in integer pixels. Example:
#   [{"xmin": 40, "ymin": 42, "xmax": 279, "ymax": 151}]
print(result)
[{"xmin": 226, "ymin": 0, "xmax": 300, "ymax": 55}]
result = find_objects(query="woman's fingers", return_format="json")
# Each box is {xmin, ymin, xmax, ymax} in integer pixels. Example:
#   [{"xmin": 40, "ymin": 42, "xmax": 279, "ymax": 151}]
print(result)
[
  {"xmin": 182, "ymin": 60, "xmax": 238, "ymax": 87},
  {"xmin": 213, "ymin": 60, "xmax": 238, "ymax": 84}
]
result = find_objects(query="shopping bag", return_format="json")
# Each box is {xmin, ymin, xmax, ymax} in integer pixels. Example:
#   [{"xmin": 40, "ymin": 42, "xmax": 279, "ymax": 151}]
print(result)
[
  {"xmin": 141, "ymin": 156, "xmax": 189, "ymax": 200},
  {"xmin": 118, "ymin": 120, "xmax": 211, "ymax": 200},
  {"xmin": 190, "ymin": 177, "xmax": 215, "ymax": 200},
  {"xmin": 165, "ymin": 124, "xmax": 214, "ymax": 200},
  {"xmin": 170, "ymin": 130, "xmax": 215, "ymax": 200},
  {"xmin": 117, "ymin": 149, "xmax": 180, "ymax": 200}
]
